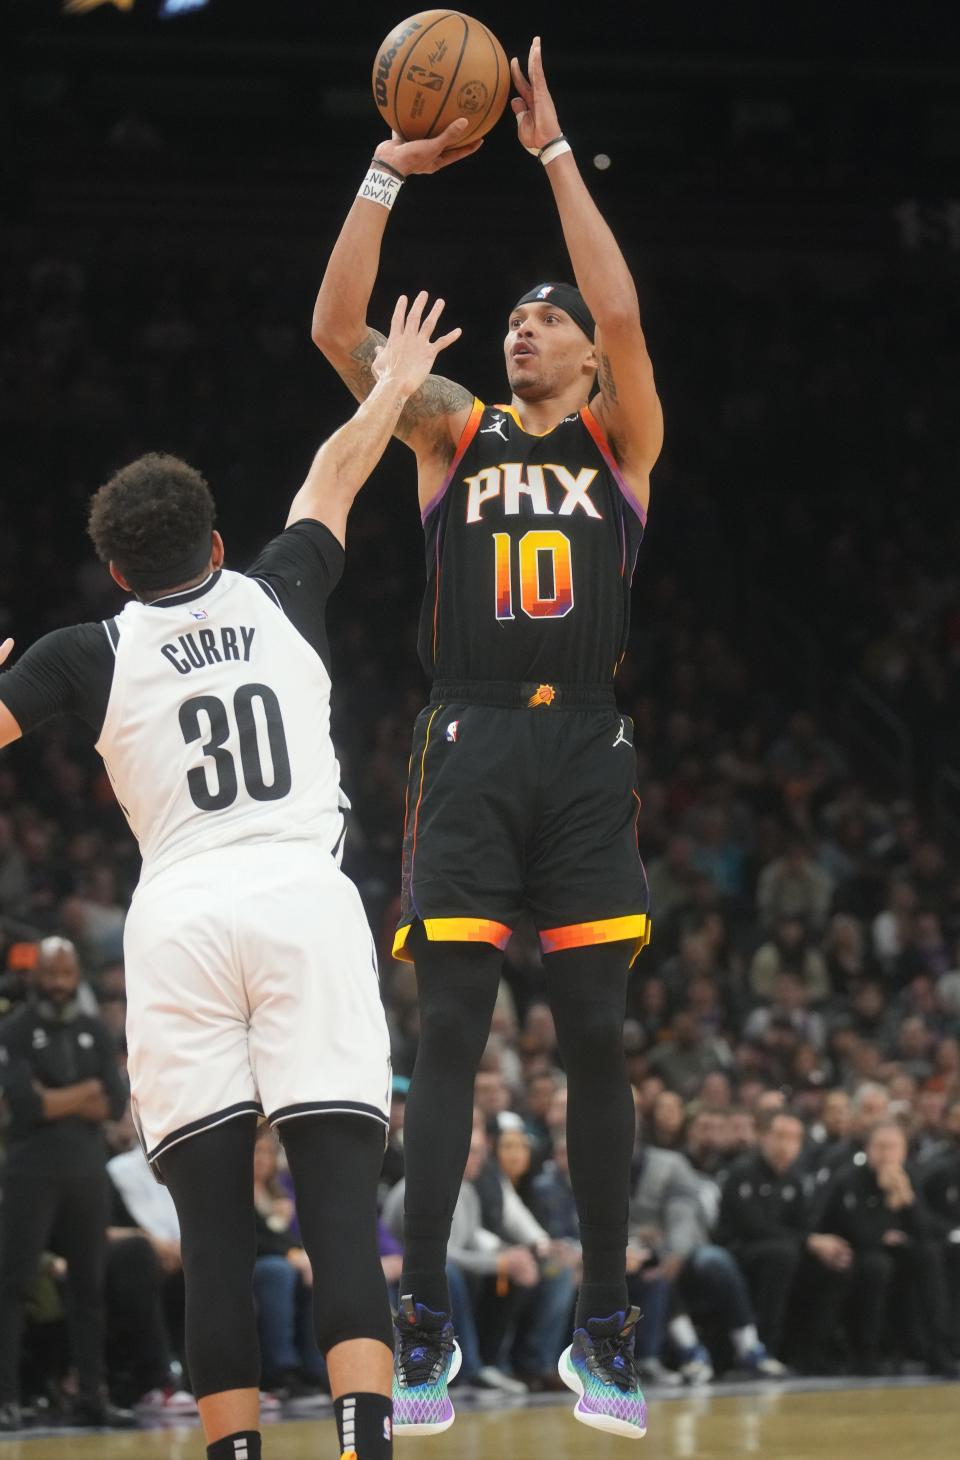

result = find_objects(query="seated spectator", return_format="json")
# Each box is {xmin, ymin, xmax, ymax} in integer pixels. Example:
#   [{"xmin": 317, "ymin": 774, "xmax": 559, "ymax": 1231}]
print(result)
[
  {"xmin": 822, "ymin": 913, "xmax": 872, "ymax": 998},
  {"xmin": 749, "ymin": 917, "xmax": 830, "ymax": 1004},
  {"xmin": 698, "ymin": 1071, "xmax": 733, "ymax": 1111},
  {"xmin": 629, "ymin": 1138, "xmax": 787, "ymax": 1383},
  {"xmin": 871, "ymin": 877, "xmax": 918, "ymax": 972},
  {"xmin": 756, "ymin": 839, "xmax": 834, "ymax": 936},
  {"xmin": 522, "ymin": 1068, "xmax": 561, "ymax": 1166},
  {"xmin": 251, "ymin": 1128, "xmax": 324, "ymax": 1397},
  {"xmin": 105, "ymin": 1130, "xmax": 191, "ymax": 1412},
  {"xmin": 744, "ymin": 973, "xmax": 826, "ymax": 1053},
  {"xmin": 920, "ymin": 1098, "xmax": 960, "ymax": 1359},
  {"xmin": 809, "ymin": 1080, "xmax": 890, "ymax": 1198},
  {"xmin": 382, "ymin": 1115, "xmax": 530, "ymax": 1396},
  {"xmin": 647, "ymin": 1088, "xmax": 687, "ymax": 1150},
  {"xmin": 718, "ymin": 1111, "xmax": 851, "ymax": 1368},
  {"xmin": 816, "ymin": 1120, "xmax": 958, "ymax": 1376},
  {"xmin": 478, "ymin": 1115, "xmax": 576, "ymax": 1391},
  {"xmin": 646, "ymin": 1012, "xmax": 732, "ymax": 1101}
]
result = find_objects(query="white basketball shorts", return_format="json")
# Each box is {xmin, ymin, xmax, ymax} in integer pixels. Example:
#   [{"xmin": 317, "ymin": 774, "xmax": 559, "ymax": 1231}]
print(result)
[{"xmin": 123, "ymin": 842, "xmax": 391, "ymax": 1166}]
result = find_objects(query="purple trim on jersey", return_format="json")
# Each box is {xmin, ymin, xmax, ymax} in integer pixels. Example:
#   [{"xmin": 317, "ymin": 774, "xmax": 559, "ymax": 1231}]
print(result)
[
  {"xmin": 581, "ymin": 405, "xmax": 647, "ymax": 527},
  {"xmin": 420, "ymin": 398, "xmax": 486, "ymax": 523}
]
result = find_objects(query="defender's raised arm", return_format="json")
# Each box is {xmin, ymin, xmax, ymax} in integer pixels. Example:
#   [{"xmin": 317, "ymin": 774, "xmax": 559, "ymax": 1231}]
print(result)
[{"xmin": 290, "ymin": 292, "xmax": 461, "ymax": 543}]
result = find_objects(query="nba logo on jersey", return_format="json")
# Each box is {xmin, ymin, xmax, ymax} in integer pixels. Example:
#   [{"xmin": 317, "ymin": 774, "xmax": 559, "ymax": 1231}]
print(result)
[
  {"xmin": 536, "ymin": 285, "xmax": 554, "ymax": 299},
  {"xmin": 189, "ymin": 608, "xmax": 208, "ymax": 621},
  {"xmin": 446, "ymin": 720, "xmax": 460, "ymax": 742}
]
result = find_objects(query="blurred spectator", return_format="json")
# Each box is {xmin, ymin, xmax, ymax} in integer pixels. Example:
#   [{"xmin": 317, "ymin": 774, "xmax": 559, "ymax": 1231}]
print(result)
[
  {"xmin": 816, "ymin": 1121, "xmax": 959, "ymax": 1376},
  {"xmin": 756, "ymin": 841, "xmax": 834, "ymax": 934},
  {"xmin": 629, "ymin": 1140, "xmax": 787, "ymax": 1382},
  {"xmin": 749, "ymin": 918, "xmax": 830, "ymax": 1003},
  {"xmin": 718, "ymin": 1111, "xmax": 850, "ymax": 1363},
  {"xmin": 0, "ymin": 938, "xmax": 129, "ymax": 1430},
  {"xmin": 647, "ymin": 1013, "xmax": 732, "ymax": 1100}
]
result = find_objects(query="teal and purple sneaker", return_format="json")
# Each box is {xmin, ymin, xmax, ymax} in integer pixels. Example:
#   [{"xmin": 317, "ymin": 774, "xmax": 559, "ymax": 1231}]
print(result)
[
  {"xmin": 392, "ymin": 1295, "xmax": 462, "ymax": 1437},
  {"xmin": 559, "ymin": 1306, "xmax": 648, "ymax": 1439}
]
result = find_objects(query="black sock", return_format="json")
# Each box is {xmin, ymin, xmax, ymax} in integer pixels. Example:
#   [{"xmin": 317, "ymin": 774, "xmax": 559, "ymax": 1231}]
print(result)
[
  {"xmin": 207, "ymin": 1433, "xmax": 261, "ymax": 1460},
  {"xmin": 577, "ymin": 1224, "xmax": 629, "ymax": 1328},
  {"xmin": 335, "ymin": 1393, "xmax": 393, "ymax": 1459}
]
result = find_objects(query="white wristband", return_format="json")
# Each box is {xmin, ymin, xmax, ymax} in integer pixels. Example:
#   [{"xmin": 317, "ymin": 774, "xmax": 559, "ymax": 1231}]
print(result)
[
  {"xmin": 358, "ymin": 164, "xmax": 404, "ymax": 211},
  {"xmin": 539, "ymin": 137, "xmax": 572, "ymax": 167}
]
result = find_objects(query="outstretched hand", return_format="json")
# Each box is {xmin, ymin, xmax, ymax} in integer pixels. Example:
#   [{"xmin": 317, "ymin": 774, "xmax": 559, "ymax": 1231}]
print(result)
[
  {"xmin": 375, "ymin": 117, "xmax": 484, "ymax": 177},
  {"xmin": 511, "ymin": 36, "xmax": 562, "ymax": 153},
  {"xmin": 372, "ymin": 291, "xmax": 462, "ymax": 399},
  {"xmin": 0, "ymin": 638, "xmax": 13, "ymax": 668}
]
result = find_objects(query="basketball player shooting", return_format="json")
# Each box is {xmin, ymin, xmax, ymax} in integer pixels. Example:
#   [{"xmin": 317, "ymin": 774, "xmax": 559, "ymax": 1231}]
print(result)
[
  {"xmin": 312, "ymin": 37, "xmax": 663, "ymax": 1440},
  {"xmin": 0, "ymin": 293, "xmax": 460, "ymax": 1460}
]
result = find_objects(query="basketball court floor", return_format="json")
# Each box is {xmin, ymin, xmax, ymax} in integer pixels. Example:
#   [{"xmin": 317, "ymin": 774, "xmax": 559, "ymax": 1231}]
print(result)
[{"xmin": 1, "ymin": 1380, "xmax": 958, "ymax": 1460}]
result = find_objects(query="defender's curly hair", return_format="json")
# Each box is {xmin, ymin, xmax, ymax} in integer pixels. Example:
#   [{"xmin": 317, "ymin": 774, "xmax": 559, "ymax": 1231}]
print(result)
[{"xmin": 87, "ymin": 452, "xmax": 216, "ymax": 589}]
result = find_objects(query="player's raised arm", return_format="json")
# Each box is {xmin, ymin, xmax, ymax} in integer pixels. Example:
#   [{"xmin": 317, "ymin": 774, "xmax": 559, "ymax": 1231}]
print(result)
[
  {"xmin": 289, "ymin": 292, "xmax": 461, "ymax": 545},
  {"xmin": 311, "ymin": 125, "xmax": 480, "ymax": 465},
  {"xmin": 511, "ymin": 37, "xmax": 664, "ymax": 507},
  {"xmin": 0, "ymin": 639, "xmax": 20, "ymax": 749}
]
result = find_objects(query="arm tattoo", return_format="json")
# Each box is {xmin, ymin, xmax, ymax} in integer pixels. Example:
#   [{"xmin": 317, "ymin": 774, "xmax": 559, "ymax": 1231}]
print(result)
[
  {"xmin": 599, "ymin": 350, "xmax": 619, "ymax": 405},
  {"xmin": 344, "ymin": 328, "xmax": 473, "ymax": 448}
]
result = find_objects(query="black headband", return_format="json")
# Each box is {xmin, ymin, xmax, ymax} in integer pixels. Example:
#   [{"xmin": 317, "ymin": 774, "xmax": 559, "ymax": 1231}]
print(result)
[
  {"xmin": 119, "ymin": 536, "xmax": 214, "ymax": 593},
  {"xmin": 514, "ymin": 282, "xmax": 596, "ymax": 341}
]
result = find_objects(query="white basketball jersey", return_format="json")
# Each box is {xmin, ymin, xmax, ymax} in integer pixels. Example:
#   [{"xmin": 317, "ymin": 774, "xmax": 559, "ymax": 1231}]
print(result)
[{"xmin": 96, "ymin": 569, "xmax": 344, "ymax": 878}]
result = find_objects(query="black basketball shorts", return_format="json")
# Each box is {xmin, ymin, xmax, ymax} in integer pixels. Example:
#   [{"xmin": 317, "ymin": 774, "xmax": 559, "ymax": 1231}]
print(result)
[{"xmin": 393, "ymin": 681, "xmax": 651, "ymax": 965}]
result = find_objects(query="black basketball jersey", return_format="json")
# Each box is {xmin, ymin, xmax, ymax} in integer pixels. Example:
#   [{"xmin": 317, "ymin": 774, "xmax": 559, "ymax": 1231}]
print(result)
[{"xmin": 418, "ymin": 400, "xmax": 646, "ymax": 684}]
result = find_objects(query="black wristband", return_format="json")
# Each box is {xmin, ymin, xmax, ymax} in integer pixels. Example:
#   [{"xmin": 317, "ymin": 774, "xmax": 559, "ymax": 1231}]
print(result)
[
  {"xmin": 371, "ymin": 155, "xmax": 405, "ymax": 181},
  {"xmin": 537, "ymin": 134, "xmax": 566, "ymax": 158}
]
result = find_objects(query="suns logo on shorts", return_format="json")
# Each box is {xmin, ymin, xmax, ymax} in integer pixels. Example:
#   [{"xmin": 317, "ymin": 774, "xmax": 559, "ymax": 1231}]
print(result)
[{"xmin": 445, "ymin": 720, "xmax": 460, "ymax": 742}]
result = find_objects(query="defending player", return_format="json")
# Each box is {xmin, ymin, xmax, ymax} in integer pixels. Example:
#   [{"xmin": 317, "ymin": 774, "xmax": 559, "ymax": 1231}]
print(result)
[
  {"xmin": 0, "ymin": 293, "xmax": 460, "ymax": 1460},
  {"xmin": 312, "ymin": 39, "xmax": 661, "ymax": 1440}
]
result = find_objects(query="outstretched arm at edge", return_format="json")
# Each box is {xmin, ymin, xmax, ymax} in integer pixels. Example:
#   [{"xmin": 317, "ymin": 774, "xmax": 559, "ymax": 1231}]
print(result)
[{"xmin": 0, "ymin": 640, "xmax": 20, "ymax": 749}]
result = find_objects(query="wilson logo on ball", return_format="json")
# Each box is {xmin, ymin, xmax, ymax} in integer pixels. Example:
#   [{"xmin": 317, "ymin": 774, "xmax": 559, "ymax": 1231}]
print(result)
[{"xmin": 374, "ymin": 18, "xmax": 424, "ymax": 107}]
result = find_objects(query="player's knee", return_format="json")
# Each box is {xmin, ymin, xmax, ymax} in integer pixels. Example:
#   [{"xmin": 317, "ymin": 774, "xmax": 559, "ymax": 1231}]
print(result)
[
  {"xmin": 556, "ymin": 997, "xmax": 625, "ymax": 1073},
  {"xmin": 417, "ymin": 988, "xmax": 492, "ymax": 1066}
]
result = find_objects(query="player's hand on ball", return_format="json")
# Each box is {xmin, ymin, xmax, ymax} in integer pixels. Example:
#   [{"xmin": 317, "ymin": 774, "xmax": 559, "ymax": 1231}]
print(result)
[
  {"xmin": 511, "ymin": 36, "xmax": 562, "ymax": 153},
  {"xmin": 372, "ymin": 291, "xmax": 462, "ymax": 398},
  {"xmin": 374, "ymin": 117, "xmax": 484, "ymax": 178},
  {"xmin": 0, "ymin": 638, "xmax": 12, "ymax": 667}
]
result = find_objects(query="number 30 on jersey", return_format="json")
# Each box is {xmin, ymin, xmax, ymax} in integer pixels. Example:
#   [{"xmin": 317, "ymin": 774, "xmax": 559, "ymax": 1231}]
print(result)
[{"xmin": 493, "ymin": 530, "xmax": 574, "ymax": 621}]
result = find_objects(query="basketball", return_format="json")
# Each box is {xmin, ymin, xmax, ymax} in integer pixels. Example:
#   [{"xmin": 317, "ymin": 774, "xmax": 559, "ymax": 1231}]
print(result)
[{"xmin": 372, "ymin": 10, "xmax": 511, "ymax": 144}]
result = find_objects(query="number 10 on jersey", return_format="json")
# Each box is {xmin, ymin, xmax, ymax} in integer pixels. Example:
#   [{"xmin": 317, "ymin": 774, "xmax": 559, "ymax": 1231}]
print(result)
[{"xmin": 493, "ymin": 530, "xmax": 574, "ymax": 621}]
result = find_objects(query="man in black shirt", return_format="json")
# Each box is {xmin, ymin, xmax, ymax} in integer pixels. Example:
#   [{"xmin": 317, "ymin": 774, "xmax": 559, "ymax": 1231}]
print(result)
[
  {"xmin": 0, "ymin": 936, "xmax": 129, "ymax": 1430},
  {"xmin": 920, "ymin": 1097, "xmax": 960, "ymax": 1358},
  {"xmin": 718, "ymin": 1111, "xmax": 852, "ymax": 1366},
  {"xmin": 818, "ymin": 1120, "xmax": 959, "ymax": 1375}
]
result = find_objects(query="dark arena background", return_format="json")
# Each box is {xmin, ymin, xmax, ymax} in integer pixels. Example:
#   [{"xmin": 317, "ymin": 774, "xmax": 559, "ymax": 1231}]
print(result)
[{"xmin": 2, "ymin": 1, "xmax": 960, "ymax": 1456}]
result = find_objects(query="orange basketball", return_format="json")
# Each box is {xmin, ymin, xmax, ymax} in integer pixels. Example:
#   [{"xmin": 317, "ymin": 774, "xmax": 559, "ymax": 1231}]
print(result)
[{"xmin": 372, "ymin": 11, "xmax": 511, "ymax": 144}]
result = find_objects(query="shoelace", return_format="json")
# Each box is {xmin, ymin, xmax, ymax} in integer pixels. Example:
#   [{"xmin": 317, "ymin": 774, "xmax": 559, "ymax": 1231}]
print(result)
[
  {"xmin": 398, "ymin": 1323, "xmax": 454, "ymax": 1388},
  {"xmin": 589, "ymin": 1331, "xmax": 641, "ymax": 1392}
]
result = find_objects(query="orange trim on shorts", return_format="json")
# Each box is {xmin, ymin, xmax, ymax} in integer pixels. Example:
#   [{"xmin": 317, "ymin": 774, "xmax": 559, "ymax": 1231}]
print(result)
[
  {"xmin": 539, "ymin": 913, "xmax": 651, "ymax": 967},
  {"xmin": 393, "ymin": 916, "xmax": 513, "ymax": 963}
]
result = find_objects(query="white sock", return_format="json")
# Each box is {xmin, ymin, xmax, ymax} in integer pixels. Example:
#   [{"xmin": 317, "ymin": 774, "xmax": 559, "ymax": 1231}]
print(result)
[
  {"xmin": 669, "ymin": 1315, "xmax": 699, "ymax": 1352},
  {"xmin": 731, "ymin": 1324, "xmax": 759, "ymax": 1357}
]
